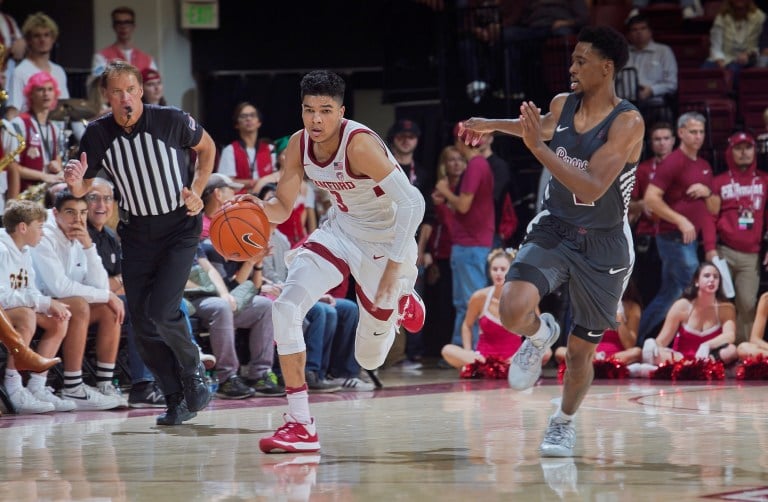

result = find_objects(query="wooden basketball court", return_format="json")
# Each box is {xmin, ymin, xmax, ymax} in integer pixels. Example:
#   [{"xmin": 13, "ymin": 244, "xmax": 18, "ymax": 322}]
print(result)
[{"xmin": 0, "ymin": 368, "xmax": 766, "ymax": 501}]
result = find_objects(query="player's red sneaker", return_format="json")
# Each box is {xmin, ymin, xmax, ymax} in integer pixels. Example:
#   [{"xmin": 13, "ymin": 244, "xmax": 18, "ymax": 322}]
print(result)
[
  {"xmin": 259, "ymin": 414, "xmax": 320, "ymax": 454},
  {"xmin": 398, "ymin": 291, "xmax": 425, "ymax": 333}
]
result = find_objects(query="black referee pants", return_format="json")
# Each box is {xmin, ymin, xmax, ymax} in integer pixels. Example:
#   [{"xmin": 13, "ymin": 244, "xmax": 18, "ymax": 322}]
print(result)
[{"xmin": 118, "ymin": 208, "xmax": 201, "ymax": 397}]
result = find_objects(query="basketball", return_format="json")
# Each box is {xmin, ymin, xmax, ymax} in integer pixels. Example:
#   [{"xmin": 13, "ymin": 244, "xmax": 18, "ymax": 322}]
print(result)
[{"xmin": 209, "ymin": 200, "xmax": 270, "ymax": 262}]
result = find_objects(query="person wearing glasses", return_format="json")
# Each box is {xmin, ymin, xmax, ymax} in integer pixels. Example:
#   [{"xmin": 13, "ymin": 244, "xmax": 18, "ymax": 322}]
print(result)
[
  {"xmin": 31, "ymin": 189, "xmax": 125, "ymax": 410},
  {"xmin": 216, "ymin": 102, "xmax": 277, "ymax": 195},
  {"xmin": 91, "ymin": 6, "xmax": 157, "ymax": 80}
]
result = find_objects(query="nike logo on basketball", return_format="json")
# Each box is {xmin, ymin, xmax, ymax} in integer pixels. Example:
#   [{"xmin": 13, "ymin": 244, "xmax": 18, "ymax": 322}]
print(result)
[
  {"xmin": 373, "ymin": 255, "xmax": 385, "ymax": 260},
  {"xmin": 373, "ymin": 332, "xmax": 386, "ymax": 336},
  {"xmin": 242, "ymin": 233, "xmax": 264, "ymax": 249},
  {"xmin": 556, "ymin": 125, "xmax": 569, "ymax": 132},
  {"xmin": 587, "ymin": 331, "xmax": 603, "ymax": 338},
  {"xmin": 608, "ymin": 267, "xmax": 627, "ymax": 275}
]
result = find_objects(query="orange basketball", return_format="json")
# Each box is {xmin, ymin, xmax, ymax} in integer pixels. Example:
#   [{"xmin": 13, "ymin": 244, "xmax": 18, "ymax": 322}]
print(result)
[{"xmin": 209, "ymin": 200, "xmax": 270, "ymax": 262}]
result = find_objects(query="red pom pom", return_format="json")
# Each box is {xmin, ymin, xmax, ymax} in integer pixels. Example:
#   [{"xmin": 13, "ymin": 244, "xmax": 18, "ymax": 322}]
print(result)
[
  {"xmin": 594, "ymin": 358, "xmax": 630, "ymax": 379},
  {"xmin": 557, "ymin": 358, "xmax": 629, "ymax": 381},
  {"xmin": 459, "ymin": 355, "xmax": 510, "ymax": 379},
  {"xmin": 651, "ymin": 357, "xmax": 725, "ymax": 381},
  {"xmin": 736, "ymin": 355, "xmax": 768, "ymax": 380}
]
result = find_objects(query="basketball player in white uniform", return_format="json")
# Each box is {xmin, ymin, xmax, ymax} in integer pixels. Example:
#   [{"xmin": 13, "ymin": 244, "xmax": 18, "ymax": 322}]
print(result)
[{"xmin": 247, "ymin": 70, "xmax": 425, "ymax": 453}]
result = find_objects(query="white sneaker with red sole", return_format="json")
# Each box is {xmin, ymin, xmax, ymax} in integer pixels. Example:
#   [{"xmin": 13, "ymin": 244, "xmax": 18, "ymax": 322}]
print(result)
[
  {"xmin": 259, "ymin": 414, "xmax": 321, "ymax": 453},
  {"xmin": 398, "ymin": 291, "xmax": 425, "ymax": 333}
]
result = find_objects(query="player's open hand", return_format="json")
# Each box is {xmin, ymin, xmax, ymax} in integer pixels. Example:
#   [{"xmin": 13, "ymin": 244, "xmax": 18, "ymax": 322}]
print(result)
[
  {"xmin": 519, "ymin": 101, "xmax": 543, "ymax": 150},
  {"xmin": 230, "ymin": 193, "xmax": 265, "ymax": 209}
]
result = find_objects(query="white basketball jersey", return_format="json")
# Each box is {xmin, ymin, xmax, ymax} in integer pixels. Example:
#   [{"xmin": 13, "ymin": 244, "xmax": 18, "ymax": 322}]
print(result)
[{"xmin": 301, "ymin": 119, "xmax": 405, "ymax": 242}]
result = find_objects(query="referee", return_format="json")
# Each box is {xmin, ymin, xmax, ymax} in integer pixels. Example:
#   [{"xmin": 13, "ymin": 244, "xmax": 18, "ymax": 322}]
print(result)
[{"xmin": 64, "ymin": 60, "xmax": 215, "ymax": 425}]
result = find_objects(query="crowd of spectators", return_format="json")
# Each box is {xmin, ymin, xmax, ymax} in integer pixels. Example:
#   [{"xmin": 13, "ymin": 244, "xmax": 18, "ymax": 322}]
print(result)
[{"xmin": 4, "ymin": 1, "xmax": 768, "ymax": 415}]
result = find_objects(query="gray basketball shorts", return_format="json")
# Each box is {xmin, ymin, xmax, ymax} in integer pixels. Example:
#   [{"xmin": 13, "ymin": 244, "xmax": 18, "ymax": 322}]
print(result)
[{"xmin": 507, "ymin": 215, "xmax": 633, "ymax": 332}]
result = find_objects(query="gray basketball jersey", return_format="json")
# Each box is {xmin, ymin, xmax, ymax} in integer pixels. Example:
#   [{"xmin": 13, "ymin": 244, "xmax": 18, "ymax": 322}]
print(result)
[{"xmin": 542, "ymin": 93, "xmax": 638, "ymax": 229}]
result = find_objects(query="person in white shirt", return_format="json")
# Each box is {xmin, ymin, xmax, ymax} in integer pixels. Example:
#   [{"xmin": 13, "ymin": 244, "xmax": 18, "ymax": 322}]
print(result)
[
  {"xmin": 7, "ymin": 12, "xmax": 69, "ymax": 112},
  {"xmin": 0, "ymin": 200, "xmax": 72, "ymax": 413},
  {"xmin": 31, "ymin": 190, "xmax": 124, "ymax": 410}
]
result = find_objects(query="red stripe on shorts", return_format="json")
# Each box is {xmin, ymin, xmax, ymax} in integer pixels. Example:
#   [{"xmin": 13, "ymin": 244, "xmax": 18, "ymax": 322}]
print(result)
[
  {"xmin": 302, "ymin": 241, "xmax": 351, "ymax": 278},
  {"xmin": 355, "ymin": 283, "xmax": 394, "ymax": 322}
]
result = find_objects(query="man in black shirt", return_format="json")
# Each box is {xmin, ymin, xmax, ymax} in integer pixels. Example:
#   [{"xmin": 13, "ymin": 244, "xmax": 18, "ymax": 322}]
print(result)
[{"xmin": 64, "ymin": 60, "xmax": 216, "ymax": 425}]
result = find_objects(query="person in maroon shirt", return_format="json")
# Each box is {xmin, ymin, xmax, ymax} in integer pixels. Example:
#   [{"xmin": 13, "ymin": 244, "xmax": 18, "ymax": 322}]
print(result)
[
  {"xmin": 711, "ymin": 131, "xmax": 768, "ymax": 343},
  {"xmin": 628, "ymin": 122, "xmax": 675, "ymax": 305},
  {"xmin": 434, "ymin": 129, "xmax": 494, "ymax": 348},
  {"xmin": 639, "ymin": 112, "xmax": 718, "ymax": 343}
]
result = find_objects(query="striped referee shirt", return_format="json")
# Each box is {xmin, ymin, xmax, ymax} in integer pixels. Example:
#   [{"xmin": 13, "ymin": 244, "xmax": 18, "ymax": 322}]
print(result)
[{"xmin": 79, "ymin": 104, "xmax": 204, "ymax": 217}]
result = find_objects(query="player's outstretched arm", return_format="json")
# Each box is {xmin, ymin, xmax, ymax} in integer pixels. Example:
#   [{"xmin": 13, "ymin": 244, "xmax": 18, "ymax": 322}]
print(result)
[{"xmin": 459, "ymin": 93, "xmax": 568, "ymax": 145}]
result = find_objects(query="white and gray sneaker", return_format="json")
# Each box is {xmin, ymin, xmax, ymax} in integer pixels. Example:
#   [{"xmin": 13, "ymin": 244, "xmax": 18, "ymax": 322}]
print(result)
[
  {"xmin": 328, "ymin": 376, "xmax": 376, "ymax": 392},
  {"xmin": 508, "ymin": 312, "xmax": 560, "ymax": 390},
  {"xmin": 31, "ymin": 386, "xmax": 76, "ymax": 412},
  {"xmin": 97, "ymin": 381, "xmax": 129, "ymax": 408},
  {"xmin": 540, "ymin": 415, "xmax": 576, "ymax": 457},
  {"xmin": 60, "ymin": 383, "xmax": 122, "ymax": 411},
  {"xmin": 9, "ymin": 386, "xmax": 55, "ymax": 414}
]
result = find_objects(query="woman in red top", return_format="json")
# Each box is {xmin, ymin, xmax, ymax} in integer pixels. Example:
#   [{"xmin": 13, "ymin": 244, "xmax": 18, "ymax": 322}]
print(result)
[
  {"xmin": 642, "ymin": 262, "xmax": 737, "ymax": 365},
  {"xmin": 441, "ymin": 248, "xmax": 552, "ymax": 370}
]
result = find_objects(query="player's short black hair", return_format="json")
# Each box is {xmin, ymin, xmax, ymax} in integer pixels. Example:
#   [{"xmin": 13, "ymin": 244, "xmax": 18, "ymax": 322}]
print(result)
[
  {"xmin": 578, "ymin": 26, "xmax": 629, "ymax": 75},
  {"xmin": 300, "ymin": 70, "xmax": 345, "ymax": 104}
]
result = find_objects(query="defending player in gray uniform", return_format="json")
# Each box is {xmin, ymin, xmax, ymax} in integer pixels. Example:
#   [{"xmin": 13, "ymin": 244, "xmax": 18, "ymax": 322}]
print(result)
[{"xmin": 460, "ymin": 26, "xmax": 645, "ymax": 457}]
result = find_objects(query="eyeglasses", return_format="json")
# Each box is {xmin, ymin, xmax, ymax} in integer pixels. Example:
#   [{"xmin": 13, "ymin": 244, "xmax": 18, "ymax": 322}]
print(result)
[
  {"xmin": 238, "ymin": 112, "xmax": 258, "ymax": 121},
  {"xmin": 86, "ymin": 194, "xmax": 114, "ymax": 204},
  {"xmin": 113, "ymin": 19, "xmax": 135, "ymax": 26}
]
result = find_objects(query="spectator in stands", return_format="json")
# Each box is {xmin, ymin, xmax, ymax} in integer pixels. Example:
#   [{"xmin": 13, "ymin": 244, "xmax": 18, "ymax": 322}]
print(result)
[
  {"xmin": 0, "ymin": 3, "xmax": 26, "ymax": 87},
  {"xmin": 141, "ymin": 68, "xmax": 166, "ymax": 106},
  {"xmin": 711, "ymin": 131, "xmax": 768, "ymax": 343},
  {"xmin": 625, "ymin": 15, "xmax": 677, "ymax": 123},
  {"xmin": 434, "ymin": 127, "xmax": 494, "ymax": 349},
  {"xmin": 11, "ymin": 71, "xmax": 64, "ymax": 194},
  {"xmin": 703, "ymin": 0, "xmax": 765, "ymax": 87},
  {"xmin": 640, "ymin": 112, "xmax": 718, "ymax": 344},
  {"xmin": 502, "ymin": 0, "xmax": 589, "ymax": 101},
  {"xmin": 388, "ymin": 118, "xmax": 432, "ymax": 367},
  {"xmin": 628, "ymin": 121, "xmax": 676, "ymax": 306},
  {"xmin": 217, "ymin": 102, "xmax": 276, "ymax": 195},
  {"xmin": 0, "ymin": 200, "xmax": 73, "ymax": 414},
  {"xmin": 628, "ymin": 1, "xmax": 702, "ymax": 20},
  {"xmin": 86, "ymin": 178, "xmax": 166, "ymax": 408},
  {"xmin": 478, "ymin": 134, "xmax": 518, "ymax": 248},
  {"xmin": 31, "ymin": 190, "xmax": 124, "ymax": 410},
  {"xmin": 421, "ymin": 146, "xmax": 464, "ymax": 360},
  {"xmin": 91, "ymin": 6, "xmax": 157, "ymax": 79},
  {"xmin": 8, "ymin": 12, "xmax": 69, "ymax": 112},
  {"xmin": 641, "ymin": 262, "xmax": 738, "ymax": 366},
  {"xmin": 737, "ymin": 291, "xmax": 768, "ymax": 359}
]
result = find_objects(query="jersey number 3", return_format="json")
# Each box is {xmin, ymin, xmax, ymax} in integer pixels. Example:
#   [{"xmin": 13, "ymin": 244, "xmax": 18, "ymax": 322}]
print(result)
[{"xmin": 329, "ymin": 190, "xmax": 349, "ymax": 212}]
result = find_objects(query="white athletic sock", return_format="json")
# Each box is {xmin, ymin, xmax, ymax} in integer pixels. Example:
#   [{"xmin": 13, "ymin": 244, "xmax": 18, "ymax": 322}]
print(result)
[
  {"xmin": 4, "ymin": 369, "xmax": 22, "ymax": 395},
  {"xmin": 553, "ymin": 409, "xmax": 574, "ymax": 423},
  {"xmin": 26, "ymin": 373, "xmax": 48, "ymax": 392},
  {"xmin": 286, "ymin": 384, "xmax": 311, "ymax": 424}
]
